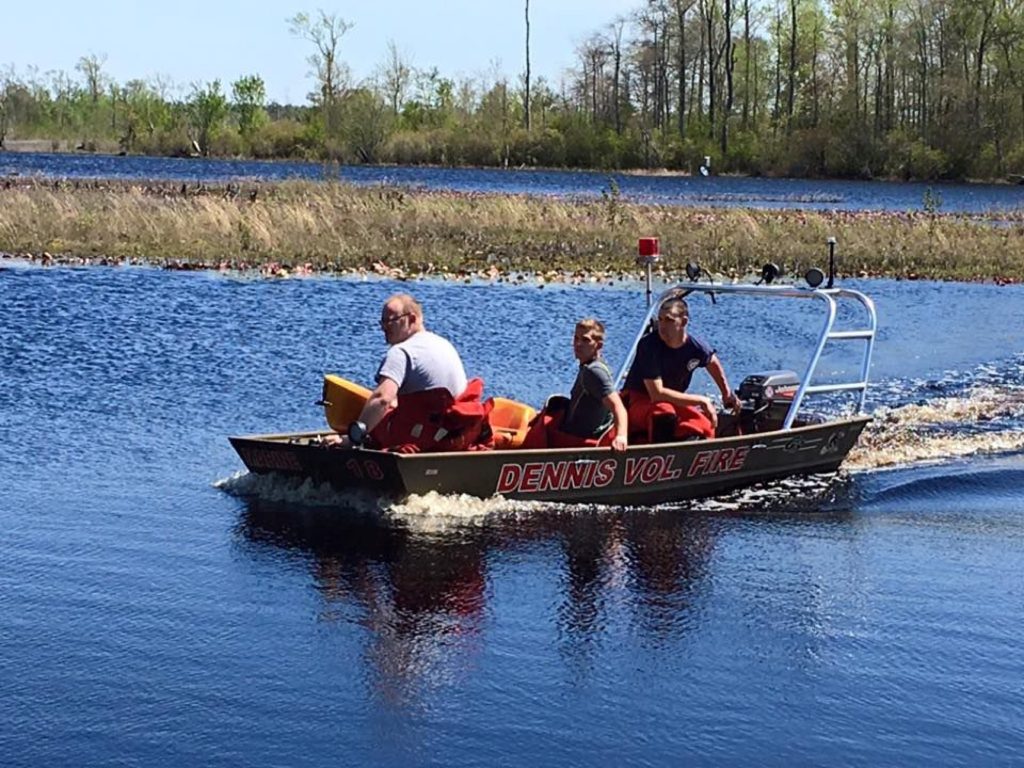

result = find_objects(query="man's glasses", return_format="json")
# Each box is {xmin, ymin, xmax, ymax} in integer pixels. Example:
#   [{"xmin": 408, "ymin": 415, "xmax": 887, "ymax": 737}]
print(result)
[{"xmin": 380, "ymin": 312, "xmax": 412, "ymax": 328}]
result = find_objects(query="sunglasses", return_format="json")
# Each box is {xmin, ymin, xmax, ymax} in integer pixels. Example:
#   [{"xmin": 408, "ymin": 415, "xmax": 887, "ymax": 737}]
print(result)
[{"xmin": 380, "ymin": 312, "xmax": 412, "ymax": 328}]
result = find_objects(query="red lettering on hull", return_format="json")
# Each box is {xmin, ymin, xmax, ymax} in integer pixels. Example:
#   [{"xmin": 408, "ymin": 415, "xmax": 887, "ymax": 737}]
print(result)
[
  {"xmin": 240, "ymin": 447, "xmax": 303, "ymax": 473},
  {"xmin": 687, "ymin": 446, "xmax": 750, "ymax": 477},
  {"xmin": 495, "ymin": 447, "xmax": 749, "ymax": 495},
  {"xmin": 520, "ymin": 462, "xmax": 543, "ymax": 492},
  {"xmin": 538, "ymin": 462, "xmax": 566, "ymax": 492},
  {"xmin": 592, "ymin": 459, "xmax": 615, "ymax": 488},
  {"xmin": 495, "ymin": 458, "xmax": 618, "ymax": 495},
  {"xmin": 496, "ymin": 464, "xmax": 522, "ymax": 494},
  {"xmin": 624, "ymin": 455, "xmax": 682, "ymax": 486}
]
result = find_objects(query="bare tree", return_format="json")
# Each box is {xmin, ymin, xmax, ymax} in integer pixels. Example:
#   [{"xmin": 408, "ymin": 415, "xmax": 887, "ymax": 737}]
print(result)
[
  {"xmin": 673, "ymin": 0, "xmax": 695, "ymax": 138},
  {"xmin": 700, "ymin": 0, "xmax": 717, "ymax": 133},
  {"xmin": 525, "ymin": 0, "xmax": 532, "ymax": 130},
  {"xmin": 787, "ymin": 0, "xmax": 798, "ymax": 129},
  {"xmin": 380, "ymin": 40, "xmax": 412, "ymax": 115},
  {"xmin": 742, "ymin": 0, "xmax": 751, "ymax": 128},
  {"xmin": 635, "ymin": 2, "xmax": 670, "ymax": 131},
  {"xmin": 577, "ymin": 34, "xmax": 611, "ymax": 123},
  {"xmin": 721, "ymin": 0, "xmax": 735, "ymax": 153},
  {"xmin": 288, "ymin": 9, "xmax": 353, "ymax": 107},
  {"xmin": 76, "ymin": 53, "xmax": 107, "ymax": 104},
  {"xmin": 609, "ymin": 17, "xmax": 627, "ymax": 133}
]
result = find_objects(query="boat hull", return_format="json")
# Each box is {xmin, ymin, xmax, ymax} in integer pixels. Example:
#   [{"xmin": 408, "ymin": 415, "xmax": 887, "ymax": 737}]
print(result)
[{"xmin": 229, "ymin": 416, "xmax": 869, "ymax": 505}]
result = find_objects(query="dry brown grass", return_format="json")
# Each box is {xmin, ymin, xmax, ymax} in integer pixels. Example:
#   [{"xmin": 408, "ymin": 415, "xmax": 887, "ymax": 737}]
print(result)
[{"xmin": 1, "ymin": 179, "xmax": 1022, "ymax": 282}]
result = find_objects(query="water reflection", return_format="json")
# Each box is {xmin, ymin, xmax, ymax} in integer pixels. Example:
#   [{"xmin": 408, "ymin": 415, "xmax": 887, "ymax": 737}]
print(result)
[
  {"xmin": 236, "ymin": 501, "xmax": 720, "ymax": 702},
  {"xmin": 625, "ymin": 514, "xmax": 714, "ymax": 638},
  {"xmin": 239, "ymin": 502, "xmax": 490, "ymax": 707}
]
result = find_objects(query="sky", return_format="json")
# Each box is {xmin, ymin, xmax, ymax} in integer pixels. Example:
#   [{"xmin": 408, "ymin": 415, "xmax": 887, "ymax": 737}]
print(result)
[{"xmin": 4, "ymin": 0, "xmax": 640, "ymax": 104}]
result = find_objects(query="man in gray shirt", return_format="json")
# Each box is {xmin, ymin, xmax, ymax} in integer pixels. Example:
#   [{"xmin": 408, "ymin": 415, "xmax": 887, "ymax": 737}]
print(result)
[
  {"xmin": 375, "ymin": 297, "xmax": 467, "ymax": 399},
  {"xmin": 327, "ymin": 293, "xmax": 470, "ymax": 449}
]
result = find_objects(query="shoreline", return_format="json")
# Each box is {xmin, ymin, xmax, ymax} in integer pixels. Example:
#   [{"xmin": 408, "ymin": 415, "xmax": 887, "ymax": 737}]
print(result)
[
  {"xmin": 5, "ymin": 143, "xmax": 1024, "ymax": 187},
  {"xmin": 3, "ymin": 249, "xmax": 1019, "ymax": 288},
  {"xmin": 0, "ymin": 250, "xmax": 671, "ymax": 287}
]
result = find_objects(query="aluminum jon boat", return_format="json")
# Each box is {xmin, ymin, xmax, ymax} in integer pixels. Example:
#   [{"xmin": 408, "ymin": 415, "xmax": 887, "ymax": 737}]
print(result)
[{"xmin": 229, "ymin": 247, "xmax": 877, "ymax": 506}]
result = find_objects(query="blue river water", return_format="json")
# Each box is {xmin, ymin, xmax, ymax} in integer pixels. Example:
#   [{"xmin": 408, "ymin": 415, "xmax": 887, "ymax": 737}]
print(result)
[
  {"xmin": 3, "ymin": 150, "xmax": 1024, "ymax": 214},
  {"xmin": 2, "ymin": 263, "xmax": 1024, "ymax": 766}
]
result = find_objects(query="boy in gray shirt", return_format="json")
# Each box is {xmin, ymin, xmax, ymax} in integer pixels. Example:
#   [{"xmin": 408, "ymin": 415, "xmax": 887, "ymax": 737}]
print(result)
[{"xmin": 522, "ymin": 318, "xmax": 628, "ymax": 451}]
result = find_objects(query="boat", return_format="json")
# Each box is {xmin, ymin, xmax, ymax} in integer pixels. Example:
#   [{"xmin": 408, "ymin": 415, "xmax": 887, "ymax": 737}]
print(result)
[{"xmin": 228, "ymin": 240, "xmax": 877, "ymax": 505}]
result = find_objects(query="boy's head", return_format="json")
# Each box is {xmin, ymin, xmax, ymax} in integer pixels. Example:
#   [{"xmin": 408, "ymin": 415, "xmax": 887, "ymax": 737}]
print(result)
[{"xmin": 573, "ymin": 318, "xmax": 606, "ymax": 362}]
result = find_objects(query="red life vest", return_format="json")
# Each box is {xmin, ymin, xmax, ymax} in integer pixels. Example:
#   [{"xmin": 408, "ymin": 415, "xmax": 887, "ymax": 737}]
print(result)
[
  {"xmin": 622, "ymin": 389, "xmax": 715, "ymax": 442},
  {"xmin": 369, "ymin": 377, "xmax": 494, "ymax": 453},
  {"xmin": 520, "ymin": 400, "xmax": 616, "ymax": 450}
]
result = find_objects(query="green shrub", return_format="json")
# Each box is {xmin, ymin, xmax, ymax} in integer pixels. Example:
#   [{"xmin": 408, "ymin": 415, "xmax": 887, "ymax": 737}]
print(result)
[
  {"xmin": 383, "ymin": 130, "xmax": 431, "ymax": 165},
  {"xmin": 1005, "ymin": 142, "xmax": 1024, "ymax": 175},
  {"xmin": 659, "ymin": 136, "xmax": 709, "ymax": 174},
  {"xmin": 725, "ymin": 129, "xmax": 762, "ymax": 175},
  {"xmin": 906, "ymin": 140, "xmax": 948, "ymax": 180},
  {"xmin": 883, "ymin": 132, "xmax": 948, "ymax": 180},
  {"xmin": 969, "ymin": 142, "xmax": 1001, "ymax": 179},
  {"xmin": 209, "ymin": 129, "xmax": 243, "ymax": 157},
  {"xmin": 248, "ymin": 120, "xmax": 311, "ymax": 159},
  {"xmin": 442, "ymin": 127, "xmax": 494, "ymax": 166}
]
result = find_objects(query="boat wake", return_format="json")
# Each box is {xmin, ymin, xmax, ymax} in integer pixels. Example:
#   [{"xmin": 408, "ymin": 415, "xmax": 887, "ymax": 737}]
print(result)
[
  {"xmin": 849, "ymin": 370, "xmax": 1024, "ymax": 471},
  {"xmin": 214, "ymin": 470, "xmax": 546, "ymax": 528},
  {"xmin": 214, "ymin": 470, "xmax": 386, "ymax": 515},
  {"xmin": 681, "ymin": 472, "xmax": 854, "ymax": 515},
  {"xmin": 214, "ymin": 466, "xmax": 853, "ymax": 522},
  {"xmin": 385, "ymin": 491, "xmax": 551, "ymax": 530}
]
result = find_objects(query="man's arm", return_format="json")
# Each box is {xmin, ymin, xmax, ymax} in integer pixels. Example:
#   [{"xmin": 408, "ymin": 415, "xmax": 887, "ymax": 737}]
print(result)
[
  {"xmin": 643, "ymin": 377, "xmax": 716, "ymax": 412},
  {"xmin": 324, "ymin": 376, "xmax": 399, "ymax": 447},
  {"xmin": 358, "ymin": 376, "xmax": 399, "ymax": 432},
  {"xmin": 706, "ymin": 355, "xmax": 741, "ymax": 413}
]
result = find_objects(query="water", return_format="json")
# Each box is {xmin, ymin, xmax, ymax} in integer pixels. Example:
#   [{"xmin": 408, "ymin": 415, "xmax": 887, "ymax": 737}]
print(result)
[
  {"xmin": 2, "ymin": 264, "xmax": 1024, "ymax": 766},
  {"xmin": 3, "ymin": 151, "xmax": 1024, "ymax": 214}
]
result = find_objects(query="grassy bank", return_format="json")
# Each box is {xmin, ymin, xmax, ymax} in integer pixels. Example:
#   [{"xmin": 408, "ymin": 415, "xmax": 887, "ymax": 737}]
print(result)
[{"xmin": 1, "ymin": 179, "xmax": 1021, "ymax": 283}]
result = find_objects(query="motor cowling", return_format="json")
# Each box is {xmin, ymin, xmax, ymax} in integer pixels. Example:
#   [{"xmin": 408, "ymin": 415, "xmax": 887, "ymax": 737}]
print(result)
[
  {"xmin": 737, "ymin": 370, "xmax": 800, "ymax": 408},
  {"xmin": 736, "ymin": 370, "xmax": 800, "ymax": 432}
]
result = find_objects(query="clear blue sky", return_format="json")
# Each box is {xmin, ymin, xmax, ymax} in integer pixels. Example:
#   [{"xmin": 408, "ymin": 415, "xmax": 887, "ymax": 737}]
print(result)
[{"xmin": 4, "ymin": 0, "xmax": 639, "ymax": 103}]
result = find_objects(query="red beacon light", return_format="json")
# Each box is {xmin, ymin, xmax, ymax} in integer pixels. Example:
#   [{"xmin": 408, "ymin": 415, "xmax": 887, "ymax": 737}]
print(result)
[
  {"xmin": 637, "ymin": 237, "xmax": 660, "ymax": 265},
  {"xmin": 637, "ymin": 237, "xmax": 661, "ymax": 308}
]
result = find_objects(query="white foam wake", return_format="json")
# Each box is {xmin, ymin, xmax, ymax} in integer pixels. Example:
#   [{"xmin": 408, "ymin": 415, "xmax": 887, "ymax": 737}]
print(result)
[
  {"xmin": 213, "ymin": 470, "xmax": 386, "ymax": 513},
  {"xmin": 213, "ymin": 471, "xmax": 548, "ymax": 528},
  {"xmin": 849, "ymin": 385, "xmax": 1024, "ymax": 470}
]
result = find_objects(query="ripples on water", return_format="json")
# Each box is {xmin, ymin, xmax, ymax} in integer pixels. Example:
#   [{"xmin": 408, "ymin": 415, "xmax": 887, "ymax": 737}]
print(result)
[{"xmin": 2, "ymin": 264, "xmax": 1023, "ymax": 766}]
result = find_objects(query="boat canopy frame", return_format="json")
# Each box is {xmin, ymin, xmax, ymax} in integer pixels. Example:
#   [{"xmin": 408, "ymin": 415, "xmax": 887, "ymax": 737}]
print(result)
[{"xmin": 613, "ymin": 281, "xmax": 878, "ymax": 431}]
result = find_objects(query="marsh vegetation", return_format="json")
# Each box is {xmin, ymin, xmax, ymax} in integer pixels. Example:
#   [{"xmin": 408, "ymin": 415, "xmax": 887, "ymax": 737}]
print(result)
[{"xmin": 1, "ymin": 179, "xmax": 1020, "ymax": 283}]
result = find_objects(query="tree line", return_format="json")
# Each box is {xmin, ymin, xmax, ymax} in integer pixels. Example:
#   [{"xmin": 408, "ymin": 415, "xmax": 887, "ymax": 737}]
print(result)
[{"xmin": 2, "ymin": 1, "xmax": 1023, "ymax": 181}]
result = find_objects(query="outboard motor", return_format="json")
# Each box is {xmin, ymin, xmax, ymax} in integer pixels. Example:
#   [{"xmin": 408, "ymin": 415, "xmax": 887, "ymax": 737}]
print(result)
[{"xmin": 737, "ymin": 370, "xmax": 800, "ymax": 433}]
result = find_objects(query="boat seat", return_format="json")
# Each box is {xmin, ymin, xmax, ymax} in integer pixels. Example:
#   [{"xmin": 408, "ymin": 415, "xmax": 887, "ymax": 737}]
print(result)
[
  {"xmin": 321, "ymin": 375, "xmax": 371, "ymax": 433},
  {"xmin": 489, "ymin": 397, "xmax": 537, "ymax": 449}
]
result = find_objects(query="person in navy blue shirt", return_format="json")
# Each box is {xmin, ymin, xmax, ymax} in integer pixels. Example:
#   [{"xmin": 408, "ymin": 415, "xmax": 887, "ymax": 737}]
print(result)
[{"xmin": 622, "ymin": 295, "xmax": 740, "ymax": 442}]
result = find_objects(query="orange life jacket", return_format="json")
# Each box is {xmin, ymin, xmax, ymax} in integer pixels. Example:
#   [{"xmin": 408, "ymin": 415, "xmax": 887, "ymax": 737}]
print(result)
[{"xmin": 369, "ymin": 378, "xmax": 494, "ymax": 453}]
